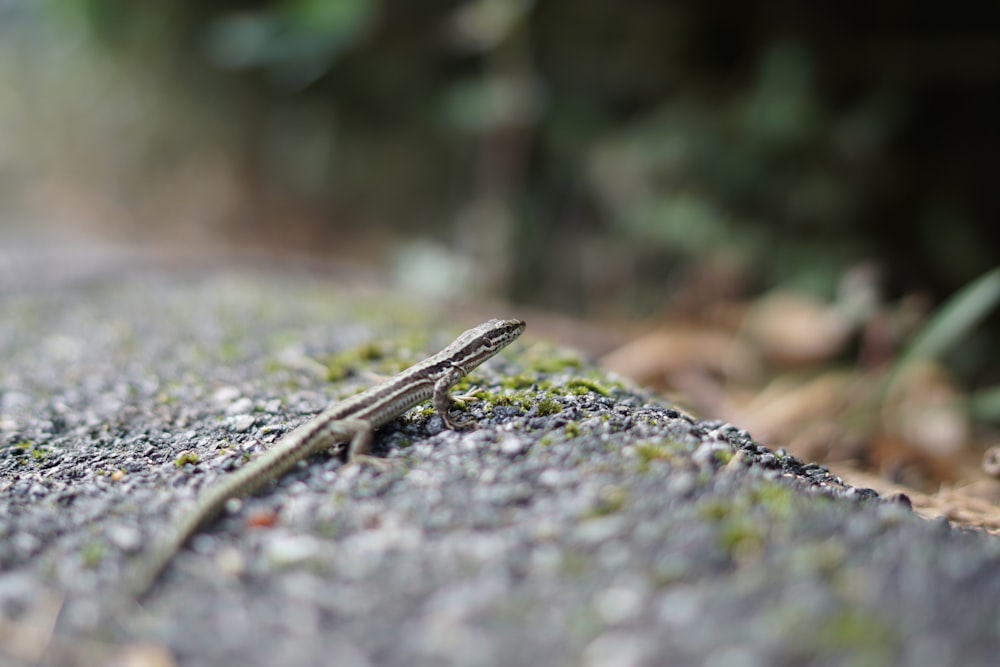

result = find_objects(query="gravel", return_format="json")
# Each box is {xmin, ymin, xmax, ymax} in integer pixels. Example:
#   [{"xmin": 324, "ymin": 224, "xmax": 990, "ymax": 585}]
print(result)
[{"xmin": 1, "ymin": 269, "xmax": 999, "ymax": 667}]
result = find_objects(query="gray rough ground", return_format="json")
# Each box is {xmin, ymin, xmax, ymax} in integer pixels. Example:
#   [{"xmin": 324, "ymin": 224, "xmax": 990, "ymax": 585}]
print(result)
[{"xmin": 2, "ymin": 268, "xmax": 999, "ymax": 667}]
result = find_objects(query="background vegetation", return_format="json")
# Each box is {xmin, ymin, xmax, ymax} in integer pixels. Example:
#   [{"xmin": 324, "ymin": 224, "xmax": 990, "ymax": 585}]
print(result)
[
  {"xmin": 3, "ymin": 0, "xmax": 997, "ymax": 308},
  {"xmin": 2, "ymin": 0, "xmax": 999, "ymax": 496}
]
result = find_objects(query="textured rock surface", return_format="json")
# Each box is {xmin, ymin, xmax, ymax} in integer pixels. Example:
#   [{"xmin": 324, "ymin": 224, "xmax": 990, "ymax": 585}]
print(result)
[{"xmin": 2, "ymin": 269, "xmax": 999, "ymax": 667}]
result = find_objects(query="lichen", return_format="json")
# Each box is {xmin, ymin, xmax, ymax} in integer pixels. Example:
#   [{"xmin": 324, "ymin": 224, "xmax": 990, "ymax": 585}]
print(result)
[{"xmin": 174, "ymin": 451, "xmax": 201, "ymax": 467}]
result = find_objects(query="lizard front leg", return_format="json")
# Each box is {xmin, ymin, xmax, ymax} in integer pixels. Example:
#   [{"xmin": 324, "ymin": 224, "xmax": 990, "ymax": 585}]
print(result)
[
  {"xmin": 433, "ymin": 366, "xmax": 475, "ymax": 430},
  {"xmin": 332, "ymin": 417, "xmax": 389, "ymax": 470}
]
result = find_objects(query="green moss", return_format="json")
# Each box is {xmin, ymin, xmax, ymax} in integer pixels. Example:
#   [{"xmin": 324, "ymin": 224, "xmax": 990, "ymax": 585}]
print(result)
[
  {"xmin": 560, "ymin": 550, "xmax": 590, "ymax": 577},
  {"xmin": 82, "ymin": 542, "xmax": 105, "ymax": 568},
  {"xmin": 587, "ymin": 485, "xmax": 628, "ymax": 517},
  {"xmin": 157, "ymin": 391, "xmax": 178, "ymax": 405},
  {"xmin": 532, "ymin": 355, "xmax": 583, "ymax": 374},
  {"xmin": 633, "ymin": 440, "xmax": 683, "ymax": 472},
  {"xmin": 698, "ymin": 499, "xmax": 732, "ymax": 522},
  {"xmin": 816, "ymin": 610, "xmax": 897, "ymax": 656},
  {"xmin": 321, "ymin": 341, "xmax": 388, "ymax": 382},
  {"xmin": 633, "ymin": 441, "xmax": 678, "ymax": 470},
  {"xmin": 490, "ymin": 393, "xmax": 517, "ymax": 408},
  {"xmin": 565, "ymin": 378, "xmax": 612, "ymax": 397},
  {"xmin": 263, "ymin": 359, "xmax": 284, "ymax": 375},
  {"xmin": 355, "ymin": 341, "xmax": 386, "ymax": 362},
  {"xmin": 789, "ymin": 540, "xmax": 847, "ymax": 576},
  {"xmin": 564, "ymin": 422, "xmax": 582, "ymax": 438},
  {"xmin": 323, "ymin": 360, "xmax": 352, "ymax": 383},
  {"xmin": 219, "ymin": 340, "xmax": 244, "ymax": 364},
  {"xmin": 692, "ymin": 481, "xmax": 810, "ymax": 562},
  {"xmin": 713, "ymin": 448, "xmax": 734, "ymax": 465},
  {"xmin": 534, "ymin": 397, "xmax": 563, "ymax": 417},
  {"xmin": 476, "ymin": 388, "xmax": 544, "ymax": 415},
  {"xmin": 751, "ymin": 482, "xmax": 795, "ymax": 519},
  {"xmin": 718, "ymin": 519, "xmax": 763, "ymax": 557},
  {"xmin": 315, "ymin": 522, "xmax": 340, "ymax": 539},
  {"xmin": 414, "ymin": 405, "xmax": 437, "ymax": 420},
  {"xmin": 12, "ymin": 440, "xmax": 47, "ymax": 464},
  {"xmin": 174, "ymin": 451, "xmax": 201, "ymax": 467},
  {"xmin": 500, "ymin": 374, "xmax": 537, "ymax": 391}
]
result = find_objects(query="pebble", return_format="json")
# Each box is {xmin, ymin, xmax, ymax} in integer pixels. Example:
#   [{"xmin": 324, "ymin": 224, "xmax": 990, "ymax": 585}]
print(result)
[
  {"xmin": 106, "ymin": 523, "xmax": 143, "ymax": 552},
  {"xmin": 582, "ymin": 632, "xmax": 652, "ymax": 667},
  {"xmin": 499, "ymin": 435, "xmax": 528, "ymax": 456},
  {"xmin": 226, "ymin": 397, "xmax": 254, "ymax": 416},
  {"xmin": 593, "ymin": 584, "xmax": 645, "ymax": 624},
  {"xmin": 266, "ymin": 534, "xmax": 322, "ymax": 566},
  {"xmin": 212, "ymin": 386, "xmax": 241, "ymax": 405},
  {"xmin": 229, "ymin": 414, "xmax": 256, "ymax": 432}
]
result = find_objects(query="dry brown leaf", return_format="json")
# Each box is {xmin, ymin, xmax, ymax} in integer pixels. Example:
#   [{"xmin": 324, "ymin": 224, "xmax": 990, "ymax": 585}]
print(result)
[
  {"xmin": 883, "ymin": 360, "xmax": 969, "ymax": 457},
  {"xmin": 829, "ymin": 464, "xmax": 1000, "ymax": 536},
  {"xmin": 734, "ymin": 371, "xmax": 857, "ymax": 444},
  {"xmin": 866, "ymin": 434, "xmax": 961, "ymax": 491},
  {"xmin": 107, "ymin": 643, "xmax": 177, "ymax": 667},
  {"xmin": 741, "ymin": 290, "xmax": 855, "ymax": 366},
  {"xmin": 599, "ymin": 326, "xmax": 760, "ymax": 387}
]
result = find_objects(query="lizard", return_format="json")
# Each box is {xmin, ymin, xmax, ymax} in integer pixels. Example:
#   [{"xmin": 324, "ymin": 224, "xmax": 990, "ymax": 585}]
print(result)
[{"xmin": 128, "ymin": 317, "xmax": 526, "ymax": 600}]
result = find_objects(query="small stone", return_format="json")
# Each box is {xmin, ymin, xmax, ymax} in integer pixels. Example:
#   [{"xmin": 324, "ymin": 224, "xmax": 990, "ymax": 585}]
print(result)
[
  {"xmin": 704, "ymin": 646, "xmax": 764, "ymax": 667},
  {"xmin": 499, "ymin": 436, "xmax": 527, "ymax": 456},
  {"xmin": 692, "ymin": 441, "xmax": 734, "ymax": 467},
  {"xmin": 226, "ymin": 397, "xmax": 254, "ymax": 416},
  {"xmin": 215, "ymin": 546, "xmax": 246, "ymax": 579},
  {"xmin": 885, "ymin": 492, "xmax": 912, "ymax": 509},
  {"xmin": 211, "ymin": 386, "xmax": 241, "ymax": 405},
  {"xmin": 11, "ymin": 532, "xmax": 41, "ymax": 557},
  {"xmin": 266, "ymin": 535, "xmax": 321, "ymax": 566},
  {"xmin": 582, "ymin": 632, "xmax": 651, "ymax": 667},
  {"xmin": 573, "ymin": 516, "xmax": 625, "ymax": 544},
  {"xmin": 106, "ymin": 524, "xmax": 142, "ymax": 552},
  {"xmin": 229, "ymin": 414, "xmax": 256, "ymax": 432},
  {"xmin": 538, "ymin": 469, "xmax": 567, "ymax": 487},
  {"xmin": 107, "ymin": 642, "xmax": 177, "ymax": 667},
  {"xmin": 593, "ymin": 585, "xmax": 644, "ymax": 624}
]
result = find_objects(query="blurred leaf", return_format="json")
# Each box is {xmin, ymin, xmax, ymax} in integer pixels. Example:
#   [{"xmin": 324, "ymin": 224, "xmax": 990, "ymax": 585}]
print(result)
[
  {"xmin": 899, "ymin": 267, "xmax": 1000, "ymax": 367},
  {"xmin": 203, "ymin": 0, "xmax": 378, "ymax": 87},
  {"xmin": 203, "ymin": 12, "xmax": 273, "ymax": 70},
  {"xmin": 968, "ymin": 385, "xmax": 1000, "ymax": 422},
  {"xmin": 920, "ymin": 200, "xmax": 995, "ymax": 285},
  {"xmin": 735, "ymin": 41, "xmax": 822, "ymax": 150},
  {"xmin": 440, "ymin": 75, "xmax": 541, "ymax": 132},
  {"xmin": 450, "ymin": 0, "xmax": 533, "ymax": 52},
  {"xmin": 637, "ymin": 194, "xmax": 729, "ymax": 252}
]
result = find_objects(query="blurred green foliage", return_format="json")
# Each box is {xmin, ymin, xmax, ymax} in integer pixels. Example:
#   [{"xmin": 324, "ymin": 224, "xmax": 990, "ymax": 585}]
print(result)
[{"xmin": 11, "ymin": 0, "xmax": 1000, "ymax": 315}]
